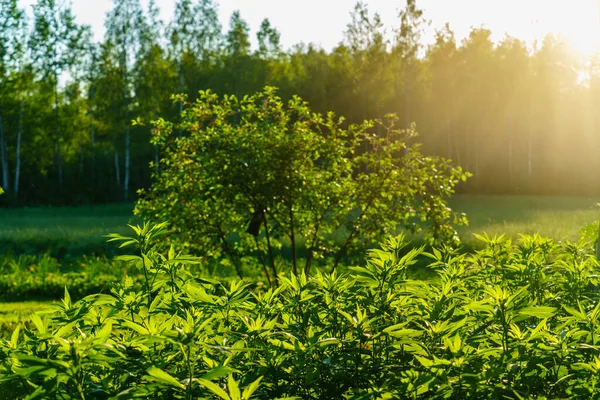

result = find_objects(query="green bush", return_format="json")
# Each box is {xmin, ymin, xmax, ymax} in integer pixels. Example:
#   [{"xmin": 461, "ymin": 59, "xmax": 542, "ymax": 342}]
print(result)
[
  {"xmin": 136, "ymin": 88, "xmax": 469, "ymax": 281},
  {"xmin": 3, "ymin": 223, "xmax": 600, "ymax": 398}
]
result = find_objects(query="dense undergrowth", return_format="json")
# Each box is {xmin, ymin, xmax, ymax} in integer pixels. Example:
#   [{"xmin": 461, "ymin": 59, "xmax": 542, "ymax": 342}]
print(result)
[{"xmin": 2, "ymin": 223, "xmax": 600, "ymax": 398}]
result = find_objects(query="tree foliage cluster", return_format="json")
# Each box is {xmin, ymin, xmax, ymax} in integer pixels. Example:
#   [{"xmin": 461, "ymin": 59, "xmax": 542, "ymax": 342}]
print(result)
[
  {"xmin": 0, "ymin": 0, "xmax": 598, "ymax": 205},
  {"xmin": 135, "ymin": 87, "xmax": 469, "ymax": 276},
  {"xmin": 3, "ymin": 224, "xmax": 600, "ymax": 398}
]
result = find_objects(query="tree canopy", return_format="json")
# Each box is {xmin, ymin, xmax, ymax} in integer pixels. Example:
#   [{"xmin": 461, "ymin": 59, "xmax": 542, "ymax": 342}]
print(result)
[
  {"xmin": 0, "ymin": 0, "xmax": 599, "ymax": 205},
  {"xmin": 135, "ymin": 87, "xmax": 470, "ymax": 278}
]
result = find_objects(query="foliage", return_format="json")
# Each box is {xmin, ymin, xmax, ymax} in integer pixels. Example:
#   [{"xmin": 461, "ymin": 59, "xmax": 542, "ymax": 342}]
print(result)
[
  {"xmin": 0, "ymin": 250, "xmax": 139, "ymax": 302},
  {"xmin": 1, "ymin": 0, "xmax": 600, "ymax": 205},
  {"xmin": 136, "ymin": 88, "xmax": 469, "ymax": 280},
  {"xmin": 4, "ymin": 223, "xmax": 600, "ymax": 398}
]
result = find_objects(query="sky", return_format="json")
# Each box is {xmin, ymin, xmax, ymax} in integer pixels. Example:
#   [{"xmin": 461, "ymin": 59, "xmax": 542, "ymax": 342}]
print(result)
[{"xmin": 17, "ymin": 0, "xmax": 600, "ymax": 57}]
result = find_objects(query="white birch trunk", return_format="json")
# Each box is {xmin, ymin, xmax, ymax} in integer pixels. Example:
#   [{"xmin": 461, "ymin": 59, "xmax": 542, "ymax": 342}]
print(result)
[
  {"xmin": 122, "ymin": 46, "xmax": 130, "ymax": 202},
  {"xmin": 90, "ymin": 102, "xmax": 95, "ymax": 167},
  {"xmin": 54, "ymin": 77, "xmax": 62, "ymax": 187},
  {"xmin": 124, "ymin": 124, "xmax": 130, "ymax": 201},
  {"xmin": 0, "ymin": 112, "xmax": 9, "ymax": 191},
  {"xmin": 14, "ymin": 99, "xmax": 23, "ymax": 197}
]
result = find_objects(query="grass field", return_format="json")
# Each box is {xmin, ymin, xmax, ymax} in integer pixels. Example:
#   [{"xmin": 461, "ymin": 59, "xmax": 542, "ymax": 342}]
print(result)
[
  {"xmin": 449, "ymin": 195, "xmax": 600, "ymax": 246},
  {"xmin": 0, "ymin": 301, "xmax": 53, "ymax": 337},
  {"xmin": 1, "ymin": 196, "xmax": 599, "ymax": 256},
  {"xmin": 0, "ymin": 195, "xmax": 599, "ymax": 327},
  {"xmin": 0, "ymin": 203, "xmax": 136, "ymax": 259}
]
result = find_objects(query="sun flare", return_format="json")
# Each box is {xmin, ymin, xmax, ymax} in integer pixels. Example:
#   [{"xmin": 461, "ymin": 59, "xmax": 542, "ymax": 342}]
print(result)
[{"xmin": 537, "ymin": 0, "xmax": 600, "ymax": 57}]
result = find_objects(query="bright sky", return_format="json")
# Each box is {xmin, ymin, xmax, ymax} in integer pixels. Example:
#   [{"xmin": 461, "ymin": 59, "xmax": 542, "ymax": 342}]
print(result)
[{"xmin": 17, "ymin": 0, "xmax": 600, "ymax": 57}]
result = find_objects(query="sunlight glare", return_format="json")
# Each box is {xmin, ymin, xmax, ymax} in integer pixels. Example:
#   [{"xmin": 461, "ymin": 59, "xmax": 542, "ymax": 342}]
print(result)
[{"xmin": 538, "ymin": 0, "xmax": 600, "ymax": 58}]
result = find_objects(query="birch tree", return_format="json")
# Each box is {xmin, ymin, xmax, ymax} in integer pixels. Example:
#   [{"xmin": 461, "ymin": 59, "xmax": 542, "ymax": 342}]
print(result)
[
  {"xmin": 394, "ymin": 0, "xmax": 426, "ymax": 127},
  {"xmin": 344, "ymin": 2, "xmax": 390, "ymax": 121},
  {"xmin": 169, "ymin": 0, "xmax": 221, "ymax": 137},
  {"xmin": 426, "ymin": 24, "xmax": 459, "ymax": 160},
  {"xmin": 105, "ymin": 0, "xmax": 144, "ymax": 201},
  {"xmin": 30, "ymin": 0, "xmax": 88, "ymax": 189},
  {"xmin": 0, "ymin": 0, "xmax": 24, "ymax": 193}
]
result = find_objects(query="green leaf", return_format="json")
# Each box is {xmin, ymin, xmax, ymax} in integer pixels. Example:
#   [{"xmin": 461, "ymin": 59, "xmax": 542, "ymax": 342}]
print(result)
[
  {"xmin": 201, "ymin": 366, "xmax": 236, "ymax": 381},
  {"xmin": 518, "ymin": 306, "xmax": 557, "ymax": 319},
  {"xmin": 146, "ymin": 367, "xmax": 184, "ymax": 390},
  {"xmin": 114, "ymin": 255, "xmax": 142, "ymax": 263},
  {"xmin": 563, "ymin": 306, "xmax": 587, "ymax": 321},
  {"xmin": 198, "ymin": 378, "xmax": 230, "ymax": 400},
  {"xmin": 242, "ymin": 376, "xmax": 263, "ymax": 399},
  {"xmin": 228, "ymin": 375, "xmax": 241, "ymax": 400},
  {"xmin": 63, "ymin": 286, "xmax": 71, "ymax": 309},
  {"xmin": 30, "ymin": 313, "xmax": 45, "ymax": 334},
  {"xmin": 122, "ymin": 321, "xmax": 150, "ymax": 335},
  {"xmin": 10, "ymin": 325, "xmax": 20, "ymax": 348}
]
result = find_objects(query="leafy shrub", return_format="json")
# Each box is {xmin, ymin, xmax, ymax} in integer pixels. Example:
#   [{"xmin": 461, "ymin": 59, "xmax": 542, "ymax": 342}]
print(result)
[
  {"xmin": 4, "ymin": 223, "xmax": 600, "ymax": 398},
  {"xmin": 136, "ymin": 88, "xmax": 469, "ymax": 281}
]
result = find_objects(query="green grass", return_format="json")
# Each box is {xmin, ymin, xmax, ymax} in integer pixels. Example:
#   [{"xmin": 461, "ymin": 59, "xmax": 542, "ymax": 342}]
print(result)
[
  {"xmin": 0, "ymin": 301, "xmax": 53, "ymax": 337},
  {"xmin": 1, "ymin": 195, "xmax": 599, "ymax": 259},
  {"xmin": 0, "ymin": 203, "xmax": 137, "ymax": 259},
  {"xmin": 449, "ymin": 195, "xmax": 600, "ymax": 246}
]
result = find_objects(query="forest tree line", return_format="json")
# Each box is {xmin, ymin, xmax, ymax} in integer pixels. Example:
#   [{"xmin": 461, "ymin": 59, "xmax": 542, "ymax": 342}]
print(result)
[{"xmin": 0, "ymin": 0, "xmax": 599, "ymax": 205}]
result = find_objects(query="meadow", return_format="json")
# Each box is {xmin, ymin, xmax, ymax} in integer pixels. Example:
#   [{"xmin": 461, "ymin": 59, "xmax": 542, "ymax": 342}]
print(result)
[
  {"xmin": 449, "ymin": 195, "xmax": 600, "ymax": 246},
  {"xmin": 0, "ymin": 203, "xmax": 136, "ymax": 260},
  {"xmin": 1, "ymin": 195, "xmax": 598, "ymax": 322},
  {"xmin": 1, "ymin": 195, "xmax": 597, "ymax": 259}
]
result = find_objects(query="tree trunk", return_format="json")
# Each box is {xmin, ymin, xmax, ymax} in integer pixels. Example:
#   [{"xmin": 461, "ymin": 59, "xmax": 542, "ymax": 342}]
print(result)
[
  {"xmin": 289, "ymin": 204, "xmax": 297, "ymax": 275},
  {"xmin": 115, "ymin": 151, "xmax": 121, "ymax": 186},
  {"xmin": 124, "ymin": 123, "xmax": 130, "ymax": 201},
  {"xmin": 54, "ymin": 77, "xmax": 62, "ymax": 188},
  {"xmin": 402, "ymin": 62, "xmax": 411, "ymax": 155},
  {"xmin": 123, "ymin": 48, "xmax": 130, "ymax": 202},
  {"xmin": 90, "ymin": 104, "xmax": 95, "ymax": 171},
  {"xmin": 178, "ymin": 61, "xmax": 184, "ymax": 139},
  {"xmin": 262, "ymin": 210, "xmax": 278, "ymax": 286},
  {"xmin": 14, "ymin": 99, "xmax": 23, "ymax": 197},
  {"xmin": 508, "ymin": 115, "xmax": 513, "ymax": 187},
  {"xmin": 446, "ymin": 119, "xmax": 453, "ymax": 159},
  {"xmin": 455, "ymin": 125, "xmax": 463, "ymax": 167},
  {"xmin": 154, "ymin": 145, "xmax": 159, "ymax": 173},
  {"xmin": 527, "ymin": 126, "xmax": 533, "ymax": 178},
  {"xmin": 78, "ymin": 143, "xmax": 84, "ymax": 175},
  {"xmin": 152, "ymin": 110, "xmax": 159, "ymax": 173},
  {"xmin": 403, "ymin": 71, "xmax": 410, "ymax": 126},
  {"xmin": 0, "ymin": 111, "xmax": 9, "ymax": 191}
]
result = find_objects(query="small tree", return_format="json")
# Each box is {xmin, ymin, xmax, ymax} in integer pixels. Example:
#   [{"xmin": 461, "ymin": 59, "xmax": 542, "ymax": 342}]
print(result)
[{"xmin": 136, "ymin": 87, "xmax": 469, "ymax": 281}]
